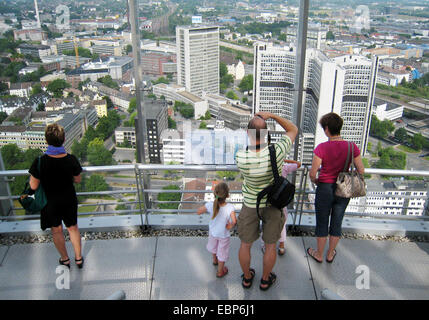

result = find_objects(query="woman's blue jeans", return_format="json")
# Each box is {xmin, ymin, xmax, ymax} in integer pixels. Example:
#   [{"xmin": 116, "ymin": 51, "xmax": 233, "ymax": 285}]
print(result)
[{"xmin": 315, "ymin": 182, "xmax": 350, "ymax": 237}]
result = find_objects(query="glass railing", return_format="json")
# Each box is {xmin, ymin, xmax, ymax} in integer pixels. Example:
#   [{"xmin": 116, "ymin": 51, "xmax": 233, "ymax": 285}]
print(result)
[{"xmin": 0, "ymin": 164, "xmax": 428, "ymax": 233}]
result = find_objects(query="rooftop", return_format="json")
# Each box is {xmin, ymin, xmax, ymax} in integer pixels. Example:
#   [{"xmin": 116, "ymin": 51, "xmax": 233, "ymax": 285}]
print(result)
[
  {"xmin": 0, "ymin": 234, "xmax": 427, "ymax": 300},
  {"xmin": 177, "ymin": 90, "xmax": 204, "ymax": 103},
  {"xmin": 373, "ymin": 97, "xmax": 403, "ymax": 111},
  {"xmin": 0, "ymin": 161, "xmax": 428, "ymax": 301}
]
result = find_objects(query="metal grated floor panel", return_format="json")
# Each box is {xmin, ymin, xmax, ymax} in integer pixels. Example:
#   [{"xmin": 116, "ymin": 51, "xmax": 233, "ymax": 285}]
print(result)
[
  {"xmin": 302, "ymin": 237, "xmax": 429, "ymax": 300},
  {"xmin": 0, "ymin": 238, "xmax": 156, "ymax": 300},
  {"xmin": 150, "ymin": 236, "xmax": 315, "ymax": 300},
  {"xmin": 0, "ymin": 236, "xmax": 428, "ymax": 300},
  {"xmin": 0, "ymin": 245, "xmax": 8, "ymax": 266}
]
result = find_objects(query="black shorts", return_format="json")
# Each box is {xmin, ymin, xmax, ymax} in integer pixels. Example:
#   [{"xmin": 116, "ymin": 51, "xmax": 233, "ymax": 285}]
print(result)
[{"xmin": 40, "ymin": 202, "xmax": 78, "ymax": 230}]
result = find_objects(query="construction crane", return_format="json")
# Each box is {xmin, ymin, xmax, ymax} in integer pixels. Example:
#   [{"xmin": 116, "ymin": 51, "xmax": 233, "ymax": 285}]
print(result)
[{"xmin": 73, "ymin": 36, "xmax": 80, "ymax": 68}]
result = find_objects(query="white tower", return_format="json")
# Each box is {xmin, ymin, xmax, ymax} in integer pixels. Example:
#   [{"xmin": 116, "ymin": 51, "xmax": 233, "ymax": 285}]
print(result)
[{"xmin": 34, "ymin": 0, "xmax": 41, "ymax": 29}]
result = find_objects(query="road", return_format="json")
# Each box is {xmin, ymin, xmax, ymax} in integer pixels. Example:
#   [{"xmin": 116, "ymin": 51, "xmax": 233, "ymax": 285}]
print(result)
[
  {"xmin": 220, "ymin": 40, "xmax": 254, "ymax": 54},
  {"xmin": 375, "ymin": 93, "xmax": 429, "ymax": 116},
  {"xmin": 104, "ymin": 136, "xmax": 114, "ymax": 151},
  {"xmin": 114, "ymin": 148, "xmax": 135, "ymax": 162}
]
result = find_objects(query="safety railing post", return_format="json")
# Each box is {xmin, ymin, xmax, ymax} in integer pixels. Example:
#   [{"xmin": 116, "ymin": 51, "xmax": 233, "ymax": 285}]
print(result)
[
  {"xmin": 291, "ymin": 166, "xmax": 307, "ymax": 233},
  {"xmin": 134, "ymin": 165, "xmax": 145, "ymax": 228},
  {"xmin": 142, "ymin": 168, "xmax": 151, "ymax": 231},
  {"xmin": 298, "ymin": 166, "xmax": 309, "ymax": 228}
]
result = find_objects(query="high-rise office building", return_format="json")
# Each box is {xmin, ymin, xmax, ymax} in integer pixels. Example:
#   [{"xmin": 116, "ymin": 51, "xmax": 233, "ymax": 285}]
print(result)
[
  {"xmin": 176, "ymin": 25, "xmax": 219, "ymax": 96},
  {"xmin": 331, "ymin": 55, "xmax": 379, "ymax": 156},
  {"xmin": 253, "ymin": 43, "xmax": 378, "ymax": 162}
]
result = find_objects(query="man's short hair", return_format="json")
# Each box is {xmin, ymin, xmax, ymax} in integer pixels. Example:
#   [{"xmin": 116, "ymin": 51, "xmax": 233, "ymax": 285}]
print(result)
[
  {"xmin": 247, "ymin": 116, "xmax": 268, "ymax": 141},
  {"xmin": 319, "ymin": 113, "xmax": 343, "ymax": 136},
  {"xmin": 45, "ymin": 123, "xmax": 65, "ymax": 147}
]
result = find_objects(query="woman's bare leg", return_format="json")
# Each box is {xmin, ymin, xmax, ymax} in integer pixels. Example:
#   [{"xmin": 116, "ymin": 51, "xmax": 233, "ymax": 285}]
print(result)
[
  {"xmin": 52, "ymin": 225, "xmax": 69, "ymax": 262},
  {"xmin": 327, "ymin": 236, "xmax": 340, "ymax": 260},
  {"xmin": 67, "ymin": 225, "xmax": 82, "ymax": 263}
]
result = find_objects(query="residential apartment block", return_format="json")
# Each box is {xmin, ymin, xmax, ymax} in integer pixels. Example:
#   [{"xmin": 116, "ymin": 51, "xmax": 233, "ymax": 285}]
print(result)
[{"xmin": 176, "ymin": 25, "xmax": 219, "ymax": 96}]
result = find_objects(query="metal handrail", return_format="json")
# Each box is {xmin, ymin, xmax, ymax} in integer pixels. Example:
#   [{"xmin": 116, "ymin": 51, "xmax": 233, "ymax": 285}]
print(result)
[
  {"xmin": 1, "ymin": 165, "xmax": 429, "ymax": 176},
  {"xmin": 1, "ymin": 165, "xmax": 428, "ymax": 229}
]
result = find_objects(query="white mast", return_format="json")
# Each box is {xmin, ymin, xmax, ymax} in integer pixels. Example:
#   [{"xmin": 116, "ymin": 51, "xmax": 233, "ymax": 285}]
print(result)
[{"xmin": 34, "ymin": 0, "xmax": 41, "ymax": 28}]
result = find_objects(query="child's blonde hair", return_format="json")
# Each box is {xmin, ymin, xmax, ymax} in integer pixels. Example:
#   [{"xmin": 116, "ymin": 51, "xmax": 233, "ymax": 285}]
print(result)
[{"xmin": 212, "ymin": 182, "xmax": 229, "ymax": 220}]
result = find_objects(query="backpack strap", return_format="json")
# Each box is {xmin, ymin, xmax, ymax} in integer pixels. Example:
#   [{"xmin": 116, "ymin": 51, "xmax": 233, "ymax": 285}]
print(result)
[
  {"xmin": 255, "ymin": 145, "xmax": 278, "ymax": 220},
  {"xmin": 256, "ymin": 185, "xmax": 272, "ymax": 221},
  {"xmin": 268, "ymin": 144, "xmax": 280, "ymax": 182}
]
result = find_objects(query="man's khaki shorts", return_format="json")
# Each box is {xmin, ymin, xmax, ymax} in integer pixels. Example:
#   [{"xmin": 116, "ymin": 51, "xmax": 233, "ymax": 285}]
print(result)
[{"xmin": 238, "ymin": 204, "xmax": 286, "ymax": 244}]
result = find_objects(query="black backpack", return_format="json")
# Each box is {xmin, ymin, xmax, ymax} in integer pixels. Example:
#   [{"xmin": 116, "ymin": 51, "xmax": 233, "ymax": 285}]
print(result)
[{"xmin": 256, "ymin": 144, "xmax": 296, "ymax": 220}]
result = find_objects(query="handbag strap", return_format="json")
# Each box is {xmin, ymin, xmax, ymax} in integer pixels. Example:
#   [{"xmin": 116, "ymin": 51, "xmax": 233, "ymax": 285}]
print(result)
[
  {"xmin": 37, "ymin": 155, "xmax": 42, "ymax": 180},
  {"xmin": 349, "ymin": 143, "xmax": 355, "ymax": 172},
  {"xmin": 342, "ymin": 142, "xmax": 351, "ymax": 172}
]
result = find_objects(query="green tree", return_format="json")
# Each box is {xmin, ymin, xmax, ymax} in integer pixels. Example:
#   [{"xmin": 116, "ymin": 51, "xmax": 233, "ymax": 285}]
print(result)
[
  {"xmin": 278, "ymin": 33, "xmax": 287, "ymax": 41},
  {"xmin": 216, "ymin": 171, "xmax": 238, "ymax": 180},
  {"xmin": 168, "ymin": 116, "xmax": 176, "ymax": 129},
  {"xmin": 152, "ymin": 77, "xmax": 169, "ymax": 85},
  {"xmin": 174, "ymin": 102, "xmax": 195, "ymax": 119},
  {"xmin": 87, "ymin": 138, "xmax": 114, "ymax": 166},
  {"xmin": 0, "ymin": 145, "xmax": 42, "ymax": 195},
  {"xmin": 221, "ymin": 74, "xmax": 234, "ymax": 88},
  {"xmin": 63, "ymin": 47, "xmax": 98, "ymax": 59},
  {"xmin": 85, "ymin": 174, "xmax": 109, "ymax": 194},
  {"xmin": 220, "ymin": 62, "xmax": 228, "ymax": 78},
  {"xmin": 97, "ymin": 75, "xmax": 119, "ymax": 90},
  {"xmin": 96, "ymin": 110, "xmax": 121, "ymax": 140},
  {"xmin": 370, "ymin": 116, "xmax": 394, "ymax": 139},
  {"xmin": 36, "ymin": 102, "xmax": 45, "ymax": 112},
  {"xmin": 204, "ymin": 110, "xmax": 211, "ymax": 120},
  {"xmin": 78, "ymin": 78, "xmax": 91, "ymax": 91},
  {"xmin": 30, "ymin": 83, "xmax": 43, "ymax": 96},
  {"xmin": 0, "ymin": 81, "xmax": 8, "ymax": 94},
  {"xmin": 47, "ymin": 79, "xmax": 71, "ymax": 98},
  {"xmin": 326, "ymin": 31, "xmax": 335, "ymax": 40},
  {"xmin": 394, "ymin": 128, "xmax": 408, "ymax": 143},
  {"xmin": 1, "ymin": 144, "xmax": 22, "ymax": 168},
  {"xmin": 128, "ymin": 97, "xmax": 137, "ymax": 113},
  {"xmin": 72, "ymin": 140, "xmax": 87, "ymax": 162},
  {"xmin": 238, "ymin": 74, "xmax": 253, "ymax": 92},
  {"xmin": 411, "ymin": 133, "xmax": 425, "ymax": 151},
  {"xmin": 157, "ymin": 185, "xmax": 181, "ymax": 209},
  {"xmin": 226, "ymin": 91, "xmax": 239, "ymax": 100},
  {"xmin": 376, "ymin": 147, "xmax": 406, "ymax": 170},
  {"xmin": 199, "ymin": 121, "xmax": 207, "ymax": 129},
  {"xmin": 0, "ymin": 111, "xmax": 7, "ymax": 124}
]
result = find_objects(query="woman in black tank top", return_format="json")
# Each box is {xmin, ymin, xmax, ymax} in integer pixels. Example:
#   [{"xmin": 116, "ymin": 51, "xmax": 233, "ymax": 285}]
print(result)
[{"xmin": 29, "ymin": 123, "xmax": 84, "ymax": 269}]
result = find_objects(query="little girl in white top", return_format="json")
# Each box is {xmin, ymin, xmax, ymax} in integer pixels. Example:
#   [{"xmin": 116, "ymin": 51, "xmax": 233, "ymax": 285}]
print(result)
[{"xmin": 197, "ymin": 182, "xmax": 236, "ymax": 278}]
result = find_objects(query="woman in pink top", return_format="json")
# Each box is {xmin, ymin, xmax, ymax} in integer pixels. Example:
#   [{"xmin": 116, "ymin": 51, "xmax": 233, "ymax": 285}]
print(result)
[{"xmin": 308, "ymin": 113, "xmax": 365, "ymax": 263}]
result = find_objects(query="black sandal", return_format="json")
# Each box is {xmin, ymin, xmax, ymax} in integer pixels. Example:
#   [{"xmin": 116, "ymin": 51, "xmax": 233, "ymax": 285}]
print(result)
[
  {"xmin": 241, "ymin": 268, "xmax": 255, "ymax": 289},
  {"xmin": 59, "ymin": 258, "xmax": 70, "ymax": 269},
  {"xmin": 260, "ymin": 272, "xmax": 277, "ymax": 291},
  {"xmin": 326, "ymin": 249, "xmax": 337, "ymax": 263},
  {"xmin": 75, "ymin": 257, "xmax": 84, "ymax": 269}
]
